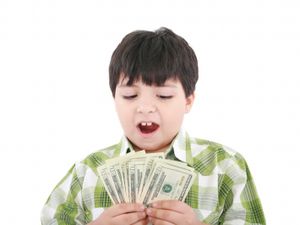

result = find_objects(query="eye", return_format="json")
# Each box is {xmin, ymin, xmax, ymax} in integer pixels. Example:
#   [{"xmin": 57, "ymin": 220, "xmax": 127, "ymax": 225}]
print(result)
[
  {"xmin": 157, "ymin": 95, "xmax": 173, "ymax": 99},
  {"xmin": 122, "ymin": 95, "xmax": 138, "ymax": 99}
]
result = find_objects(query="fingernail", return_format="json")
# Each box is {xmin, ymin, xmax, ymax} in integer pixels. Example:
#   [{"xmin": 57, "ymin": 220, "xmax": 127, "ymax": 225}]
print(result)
[
  {"xmin": 146, "ymin": 208, "xmax": 152, "ymax": 215},
  {"xmin": 151, "ymin": 202, "xmax": 157, "ymax": 207},
  {"xmin": 139, "ymin": 211, "xmax": 146, "ymax": 218},
  {"xmin": 137, "ymin": 204, "xmax": 145, "ymax": 210}
]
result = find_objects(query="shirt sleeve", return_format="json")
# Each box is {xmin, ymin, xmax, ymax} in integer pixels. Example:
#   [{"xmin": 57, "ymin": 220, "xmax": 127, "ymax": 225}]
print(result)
[
  {"xmin": 218, "ymin": 153, "xmax": 266, "ymax": 225},
  {"xmin": 41, "ymin": 164, "xmax": 86, "ymax": 225}
]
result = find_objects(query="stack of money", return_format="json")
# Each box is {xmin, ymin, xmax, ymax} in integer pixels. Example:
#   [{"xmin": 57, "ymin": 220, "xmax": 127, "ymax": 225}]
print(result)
[{"xmin": 97, "ymin": 151, "xmax": 196, "ymax": 205}]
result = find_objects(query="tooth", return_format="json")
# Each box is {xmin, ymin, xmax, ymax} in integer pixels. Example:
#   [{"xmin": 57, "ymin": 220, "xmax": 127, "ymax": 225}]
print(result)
[
  {"xmin": 146, "ymin": 122, "xmax": 152, "ymax": 126},
  {"xmin": 141, "ymin": 122, "xmax": 147, "ymax": 126}
]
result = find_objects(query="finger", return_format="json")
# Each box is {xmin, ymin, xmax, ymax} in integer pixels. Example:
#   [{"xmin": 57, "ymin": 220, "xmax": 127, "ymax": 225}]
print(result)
[
  {"xmin": 132, "ymin": 218, "xmax": 149, "ymax": 225},
  {"xmin": 146, "ymin": 207, "xmax": 184, "ymax": 224},
  {"xmin": 151, "ymin": 200, "xmax": 190, "ymax": 213},
  {"xmin": 107, "ymin": 203, "xmax": 145, "ymax": 217},
  {"xmin": 148, "ymin": 216, "xmax": 174, "ymax": 225},
  {"xmin": 113, "ymin": 211, "xmax": 147, "ymax": 225}
]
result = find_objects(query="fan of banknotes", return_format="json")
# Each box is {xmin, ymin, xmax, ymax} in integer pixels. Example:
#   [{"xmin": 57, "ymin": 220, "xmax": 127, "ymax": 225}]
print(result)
[{"xmin": 97, "ymin": 151, "xmax": 196, "ymax": 205}]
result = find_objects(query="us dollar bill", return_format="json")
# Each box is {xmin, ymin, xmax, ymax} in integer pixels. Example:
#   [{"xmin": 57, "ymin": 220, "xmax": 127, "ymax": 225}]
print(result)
[
  {"xmin": 97, "ymin": 165, "xmax": 120, "ymax": 204},
  {"xmin": 140, "ymin": 159, "xmax": 196, "ymax": 205},
  {"xmin": 124, "ymin": 152, "xmax": 148, "ymax": 203},
  {"xmin": 106, "ymin": 161, "xmax": 126, "ymax": 203},
  {"xmin": 98, "ymin": 152, "xmax": 140, "ymax": 203},
  {"xmin": 98, "ymin": 151, "xmax": 195, "ymax": 205},
  {"xmin": 137, "ymin": 153, "xmax": 164, "ymax": 202}
]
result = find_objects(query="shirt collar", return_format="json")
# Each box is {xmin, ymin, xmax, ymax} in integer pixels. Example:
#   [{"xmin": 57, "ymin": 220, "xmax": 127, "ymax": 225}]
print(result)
[
  {"xmin": 118, "ymin": 128, "xmax": 193, "ymax": 166},
  {"xmin": 171, "ymin": 129, "xmax": 193, "ymax": 166},
  {"xmin": 118, "ymin": 136, "xmax": 134, "ymax": 156}
]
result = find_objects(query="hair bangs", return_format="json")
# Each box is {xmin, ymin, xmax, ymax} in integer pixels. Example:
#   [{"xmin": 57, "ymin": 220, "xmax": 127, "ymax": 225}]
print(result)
[
  {"xmin": 109, "ymin": 27, "xmax": 198, "ymax": 97},
  {"xmin": 121, "ymin": 40, "xmax": 181, "ymax": 87}
]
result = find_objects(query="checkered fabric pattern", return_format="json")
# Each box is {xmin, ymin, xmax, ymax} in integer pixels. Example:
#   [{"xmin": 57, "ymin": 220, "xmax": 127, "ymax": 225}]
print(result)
[{"xmin": 41, "ymin": 130, "xmax": 265, "ymax": 225}]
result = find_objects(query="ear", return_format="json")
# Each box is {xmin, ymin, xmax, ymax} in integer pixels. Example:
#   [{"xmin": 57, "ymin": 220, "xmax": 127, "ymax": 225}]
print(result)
[{"xmin": 185, "ymin": 92, "xmax": 195, "ymax": 113}]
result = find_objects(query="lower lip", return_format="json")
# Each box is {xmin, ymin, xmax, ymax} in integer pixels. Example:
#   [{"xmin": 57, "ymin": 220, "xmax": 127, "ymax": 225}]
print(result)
[{"xmin": 137, "ymin": 126, "xmax": 160, "ymax": 138}]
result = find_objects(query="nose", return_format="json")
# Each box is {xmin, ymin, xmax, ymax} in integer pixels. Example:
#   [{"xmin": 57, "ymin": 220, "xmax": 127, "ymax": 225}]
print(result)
[{"xmin": 136, "ymin": 102, "xmax": 157, "ymax": 113}]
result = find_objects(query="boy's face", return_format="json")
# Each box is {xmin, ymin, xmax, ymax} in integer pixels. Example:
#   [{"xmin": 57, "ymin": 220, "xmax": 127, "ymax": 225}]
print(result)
[{"xmin": 114, "ymin": 75, "xmax": 195, "ymax": 153}]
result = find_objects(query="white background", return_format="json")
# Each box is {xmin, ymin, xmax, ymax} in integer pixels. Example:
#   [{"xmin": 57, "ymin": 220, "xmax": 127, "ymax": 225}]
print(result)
[{"xmin": 0, "ymin": 0, "xmax": 299, "ymax": 224}]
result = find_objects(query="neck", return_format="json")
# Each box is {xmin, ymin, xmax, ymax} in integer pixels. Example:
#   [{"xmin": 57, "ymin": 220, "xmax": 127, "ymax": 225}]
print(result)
[{"xmin": 132, "ymin": 144, "xmax": 171, "ymax": 154}]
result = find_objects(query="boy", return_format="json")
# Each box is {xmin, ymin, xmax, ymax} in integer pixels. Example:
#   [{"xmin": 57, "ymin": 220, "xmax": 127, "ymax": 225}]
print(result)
[{"xmin": 41, "ymin": 27, "xmax": 265, "ymax": 225}]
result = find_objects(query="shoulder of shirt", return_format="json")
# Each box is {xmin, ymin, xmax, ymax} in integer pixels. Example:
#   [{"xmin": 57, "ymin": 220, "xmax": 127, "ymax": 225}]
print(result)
[
  {"xmin": 189, "ymin": 135, "xmax": 248, "ymax": 172},
  {"xmin": 73, "ymin": 143, "xmax": 120, "ymax": 172}
]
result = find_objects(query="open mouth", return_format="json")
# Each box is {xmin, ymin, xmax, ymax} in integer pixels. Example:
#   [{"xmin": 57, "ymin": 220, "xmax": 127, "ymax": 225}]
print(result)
[{"xmin": 138, "ymin": 122, "xmax": 159, "ymax": 134}]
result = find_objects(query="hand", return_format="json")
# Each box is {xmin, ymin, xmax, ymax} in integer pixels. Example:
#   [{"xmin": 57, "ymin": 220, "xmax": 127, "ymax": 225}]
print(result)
[
  {"xmin": 146, "ymin": 200, "xmax": 208, "ymax": 225},
  {"xmin": 88, "ymin": 203, "xmax": 147, "ymax": 225}
]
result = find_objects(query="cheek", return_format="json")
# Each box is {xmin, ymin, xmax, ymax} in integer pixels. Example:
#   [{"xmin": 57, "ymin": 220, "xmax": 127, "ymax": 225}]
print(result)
[
  {"xmin": 117, "ymin": 109, "xmax": 135, "ymax": 129},
  {"xmin": 115, "ymin": 100, "xmax": 130, "ymax": 115},
  {"xmin": 168, "ymin": 101, "xmax": 187, "ymax": 114},
  {"xmin": 162, "ymin": 106, "xmax": 186, "ymax": 124},
  {"xmin": 117, "ymin": 110, "xmax": 131, "ymax": 123}
]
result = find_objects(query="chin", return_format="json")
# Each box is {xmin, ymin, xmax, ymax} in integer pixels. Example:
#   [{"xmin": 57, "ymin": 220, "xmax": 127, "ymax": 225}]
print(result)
[
  {"xmin": 139, "ymin": 145, "xmax": 157, "ymax": 151},
  {"xmin": 143, "ymin": 147, "xmax": 160, "ymax": 152},
  {"xmin": 142, "ymin": 142, "xmax": 168, "ymax": 152},
  {"xmin": 133, "ymin": 142, "xmax": 160, "ymax": 152}
]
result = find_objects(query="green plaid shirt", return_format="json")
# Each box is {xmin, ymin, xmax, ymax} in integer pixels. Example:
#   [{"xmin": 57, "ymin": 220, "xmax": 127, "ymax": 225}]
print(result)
[{"xmin": 41, "ymin": 130, "xmax": 265, "ymax": 225}]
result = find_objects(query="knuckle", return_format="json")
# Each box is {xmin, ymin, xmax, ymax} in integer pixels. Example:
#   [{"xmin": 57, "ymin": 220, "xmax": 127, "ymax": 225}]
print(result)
[
  {"xmin": 170, "ymin": 200, "xmax": 181, "ymax": 207},
  {"xmin": 152, "ymin": 219, "xmax": 168, "ymax": 225},
  {"xmin": 162, "ymin": 211, "xmax": 172, "ymax": 220},
  {"xmin": 134, "ymin": 218, "xmax": 147, "ymax": 225},
  {"xmin": 150, "ymin": 208, "xmax": 158, "ymax": 217},
  {"xmin": 137, "ymin": 211, "xmax": 146, "ymax": 219},
  {"xmin": 123, "ymin": 214, "xmax": 133, "ymax": 224},
  {"xmin": 156, "ymin": 209, "xmax": 170, "ymax": 220},
  {"xmin": 124, "ymin": 212, "xmax": 145, "ymax": 224},
  {"xmin": 117, "ymin": 203, "xmax": 127, "ymax": 210}
]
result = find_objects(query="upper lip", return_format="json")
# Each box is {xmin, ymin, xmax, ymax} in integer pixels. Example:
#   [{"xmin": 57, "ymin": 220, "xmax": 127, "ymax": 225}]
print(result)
[
  {"xmin": 140, "ymin": 122, "xmax": 154, "ymax": 126},
  {"xmin": 136, "ymin": 121, "xmax": 159, "ymax": 126}
]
